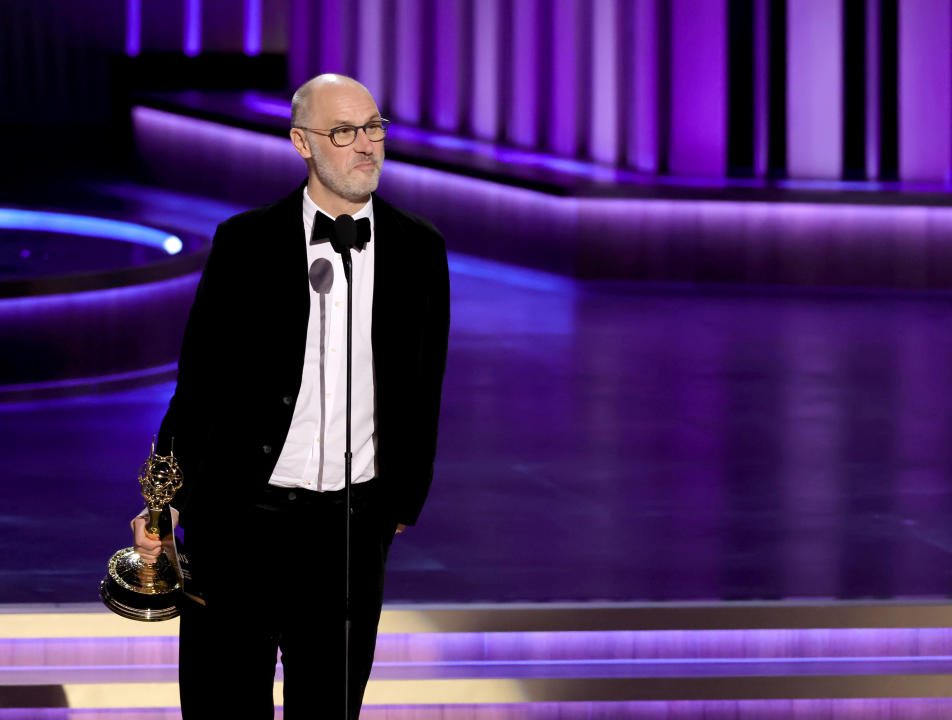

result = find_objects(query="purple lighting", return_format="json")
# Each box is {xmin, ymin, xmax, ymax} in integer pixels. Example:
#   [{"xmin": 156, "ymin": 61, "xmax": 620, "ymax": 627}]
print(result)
[
  {"xmin": 243, "ymin": 0, "xmax": 262, "ymax": 56},
  {"xmin": 136, "ymin": 106, "xmax": 952, "ymax": 287},
  {"xmin": 669, "ymin": 0, "xmax": 727, "ymax": 176},
  {"xmin": 898, "ymin": 0, "xmax": 951, "ymax": 182},
  {"xmin": 394, "ymin": 0, "xmax": 423, "ymax": 124},
  {"xmin": 184, "ymin": 0, "xmax": 201, "ymax": 57},
  {"xmin": 508, "ymin": 0, "xmax": 539, "ymax": 148},
  {"xmin": 472, "ymin": 0, "xmax": 500, "ymax": 140},
  {"xmin": 432, "ymin": 0, "xmax": 463, "ymax": 132},
  {"xmin": 548, "ymin": 0, "xmax": 580, "ymax": 156},
  {"xmin": 0, "ymin": 209, "xmax": 182, "ymax": 255},
  {"xmin": 356, "ymin": 0, "xmax": 385, "ymax": 105},
  {"xmin": 125, "ymin": 0, "xmax": 141, "ymax": 57},
  {"xmin": 590, "ymin": 0, "xmax": 618, "ymax": 165},
  {"xmin": 787, "ymin": 0, "xmax": 843, "ymax": 179},
  {"xmin": 629, "ymin": 0, "xmax": 658, "ymax": 172}
]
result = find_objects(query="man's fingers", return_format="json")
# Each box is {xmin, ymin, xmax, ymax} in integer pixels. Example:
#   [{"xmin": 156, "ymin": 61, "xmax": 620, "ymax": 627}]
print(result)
[{"xmin": 130, "ymin": 516, "xmax": 162, "ymax": 558}]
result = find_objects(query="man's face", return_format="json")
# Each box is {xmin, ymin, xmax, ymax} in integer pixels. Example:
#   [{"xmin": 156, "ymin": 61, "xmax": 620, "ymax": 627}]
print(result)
[{"xmin": 301, "ymin": 84, "xmax": 384, "ymax": 204}]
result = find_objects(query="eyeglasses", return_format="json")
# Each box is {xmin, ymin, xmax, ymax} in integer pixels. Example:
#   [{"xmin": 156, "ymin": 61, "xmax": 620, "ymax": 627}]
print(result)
[{"xmin": 295, "ymin": 119, "xmax": 390, "ymax": 147}]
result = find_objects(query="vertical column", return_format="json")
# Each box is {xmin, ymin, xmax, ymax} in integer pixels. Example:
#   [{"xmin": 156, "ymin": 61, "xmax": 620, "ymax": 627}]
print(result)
[
  {"xmin": 184, "ymin": 0, "xmax": 202, "ymax": 56},
  {"xmin": 842, "ymin": 0, "xmax": 867, "ymax": 179},
  {"xmin": 393, "ymin": 0, "xmax": 423, "ymax": 123},
  {"xmin": 669, "ymin": 0, "xmax": 727, "ymax": 176},
  {"xmin": 590, "ymin": 0, "xmax": 619, "ymax": 164},
  {"xmin": 432, "ymin": 0, "xmax": 463, "ymax": 132},
  {"xmin": 508, "ymin": 0, "xmax": 539, "ymax": 148},
  {"xmin": 356, "ymin": 0, "xmax": 385, "ymax": 106},
  {"xmin": 472, "ymin": 0, "xmax": 501, "ymax": 139},
  {"xmin": 728, "ymin": 0, "xmax": 755, "ymax": 176},
  {"xmin": 260, "ymin": 0, "xmax": 289, "ymax": 55},
  {"xmin": 753, "ymin": 0, "xmax": 769, "ymax": 176},
  {"xmin": 319, "ymin": 0, "xmax": 345, "ymax": 72},
  {"xmin": 547, "ymin": 0, "xmax": 580, "ymax": 156},
  {"xmin": 628, "ymin": 0, "xmax": 658, "ymax": 172},
  {"xmin": 866, "ymin": 0, "xmax": 880, "ymax": 179},
  {"xmin": 786, "ymin": 0, "xmax": 842, "ymax": 179},
  {"xmin": 141, "ymin": 0, "xmax": 185, "ymax": 53},
  {"xmin": 244, "ymin": 0, "xmax": 262, "ymax": 55},
  {"xmin": 898, "ymin": 0, "xmax": 951, "ymax": 182},
  {"xmin": 879, "ymin": 0, "xmax": 898, "ymax": 179},
  {"xmin": 767, "ymin": 0, "xmax": 787, "ymax": 175},
  {"xmin": 287, "ymin": 0, "xmax": 313, "ymax": 87},
  {"xmin": 126, "ymin": 0, "xmax": 141, "ymax": 56},
  {"xmin": 202, "ymin": 0, "xmax": 243, "ymax": 53}
]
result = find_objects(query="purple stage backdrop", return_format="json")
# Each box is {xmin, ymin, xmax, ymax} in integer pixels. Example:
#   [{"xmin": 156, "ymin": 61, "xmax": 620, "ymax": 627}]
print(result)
[{"xmin": 5, "ymin": 0, "xmax": 952, "ymax": 184}]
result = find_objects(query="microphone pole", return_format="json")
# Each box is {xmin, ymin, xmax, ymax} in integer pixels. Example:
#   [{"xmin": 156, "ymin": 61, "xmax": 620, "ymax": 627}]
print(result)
[{"xmin": 330, "ymin": 214, "xmax": 356, "ymax": 720}]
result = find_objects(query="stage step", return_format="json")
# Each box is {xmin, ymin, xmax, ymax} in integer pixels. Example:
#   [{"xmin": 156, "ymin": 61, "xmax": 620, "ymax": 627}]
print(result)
[{"xmin": 3, "ymin": 603, "xmax": 952, "ymax": 718}]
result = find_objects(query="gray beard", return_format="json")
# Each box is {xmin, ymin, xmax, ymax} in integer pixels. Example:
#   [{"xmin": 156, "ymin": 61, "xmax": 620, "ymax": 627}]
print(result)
[{"xmin": 310, "ymin": 143, "xmax": 382, "ymax": 203}]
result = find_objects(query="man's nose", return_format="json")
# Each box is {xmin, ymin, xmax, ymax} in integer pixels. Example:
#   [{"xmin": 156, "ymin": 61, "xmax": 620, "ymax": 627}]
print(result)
[{"xmin": 353, "ymin": 128, "xmax": 375, "ymax": 153}]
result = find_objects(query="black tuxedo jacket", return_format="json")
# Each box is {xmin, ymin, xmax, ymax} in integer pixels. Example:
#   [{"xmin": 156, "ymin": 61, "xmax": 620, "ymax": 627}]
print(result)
[{"xmin": 157, "ymin": 182, "xmax": 449, "ymax": 535}]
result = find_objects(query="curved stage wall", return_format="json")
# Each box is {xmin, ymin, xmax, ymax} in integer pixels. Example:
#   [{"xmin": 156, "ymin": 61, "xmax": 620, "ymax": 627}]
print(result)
[
  {"xmin": 134, "ymin": 105, "xmax": 952, "ymax": 289},
  {"xmin": 0, "ymin": 213, "xmax": 208, "ymax": 400}
]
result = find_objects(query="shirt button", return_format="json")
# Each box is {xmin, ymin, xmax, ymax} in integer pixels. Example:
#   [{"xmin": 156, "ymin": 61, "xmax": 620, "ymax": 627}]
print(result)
[
  {"xmin": 262, "ymin": 444, "xmax": 272, "ymax": 454},
  {"xmin": 282, "ymin": 396, "xmax": 292, "ymax": 405}
]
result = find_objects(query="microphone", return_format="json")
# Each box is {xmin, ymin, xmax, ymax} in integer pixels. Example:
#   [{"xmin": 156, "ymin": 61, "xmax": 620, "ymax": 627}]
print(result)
[
  {"xmin": 331, "ymin": 214, "xmax": 357, "ymax": 283},
  {"xmin": 307, "ymin": 257, "xmax": 333, "ymax": 491},
  {"xmin": 308, "ymin": 257, "xmax": 334, "ymax": 294}
]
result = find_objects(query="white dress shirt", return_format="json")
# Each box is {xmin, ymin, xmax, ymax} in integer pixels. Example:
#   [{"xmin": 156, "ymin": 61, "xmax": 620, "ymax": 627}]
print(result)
[{"xmin": 268, "ymin": 190, "xmax": 377, "ymax": 491}]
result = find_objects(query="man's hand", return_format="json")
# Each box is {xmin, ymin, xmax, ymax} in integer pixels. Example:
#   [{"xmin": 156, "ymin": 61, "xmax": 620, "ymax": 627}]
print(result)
[
  {"xmin": 130, "ymin": 515, "xmax": 162, "ymax": 563},
  {"xmin": 395, "ymin": 524, "xmax": 406, "ymax": 535}
]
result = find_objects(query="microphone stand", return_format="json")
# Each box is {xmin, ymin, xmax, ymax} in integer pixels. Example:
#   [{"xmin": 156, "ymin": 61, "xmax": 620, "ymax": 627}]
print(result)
[
  {"xmin": 343, "ymin": 251, "xmax": 353, "ymax": 720},
  {"xmin": 331, "ymin": 214, "xmax": 356, "ymax": 720}
]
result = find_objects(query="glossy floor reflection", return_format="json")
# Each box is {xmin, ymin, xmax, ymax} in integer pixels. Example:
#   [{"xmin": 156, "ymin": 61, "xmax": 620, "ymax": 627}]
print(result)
[{"xmin": 4, "ymin": 252, "xmax": 952, "ymax": 604}]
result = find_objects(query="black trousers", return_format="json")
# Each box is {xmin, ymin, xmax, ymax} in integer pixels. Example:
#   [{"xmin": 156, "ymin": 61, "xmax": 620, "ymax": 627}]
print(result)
[{"xmin": 178, "ymin": 479, "xmax": 397, "ymax": 719}]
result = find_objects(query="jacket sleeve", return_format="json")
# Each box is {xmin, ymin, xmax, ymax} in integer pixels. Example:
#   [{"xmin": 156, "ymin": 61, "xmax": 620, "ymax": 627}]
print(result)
[
  {"xmin": 395, "ymin": 229, "xmax": 450, "ymax": 525},
  {"xmin": 157, "ymin": 223, "xmax": 230, "ymax": 524}
]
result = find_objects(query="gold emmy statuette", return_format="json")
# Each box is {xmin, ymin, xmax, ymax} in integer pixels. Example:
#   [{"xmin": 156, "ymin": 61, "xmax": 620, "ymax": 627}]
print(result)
[{"xmin": 100, "ymin": 438, "xmax": 186, "ymax": 621}]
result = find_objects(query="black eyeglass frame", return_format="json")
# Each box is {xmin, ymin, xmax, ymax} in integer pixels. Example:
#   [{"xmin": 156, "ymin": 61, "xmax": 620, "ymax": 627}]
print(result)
[{"xmin": 295, "ymin": 119, "xmax": 391, "ymax": 147}]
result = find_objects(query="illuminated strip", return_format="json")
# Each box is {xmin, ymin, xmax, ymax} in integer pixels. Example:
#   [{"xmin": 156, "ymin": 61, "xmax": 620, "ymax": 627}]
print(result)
[
  {"xmin": 0, "ymin": 613, "xmax": 179, "ymax": 639},
  {"xmin": 184, "ymin": 0, "xmax": 202, "ymax": 57},
  {"xmin": 0, "ymin": 363, "xmax": 178, "ymax": 395},
  {"xmin": 25, "ymin": 675, "xmax": 952, "ymax": 707},
  {"xmin": 9, "ymin": 601, "xmax": 952, "ymax": 639},
  {"xmin": 125, "ymin": 0, "xmax": 141, "ymax": 56},
  {"xmin": 243, "ymin": 0, "xmax": 262, "ymax": 56},
  {"xmin": 447, "ymin": 253, "xmax": 575, "ymax": 293},
  {"xmin": 0, "ymin": 209, "xmax": 182, "ymax": 255}
]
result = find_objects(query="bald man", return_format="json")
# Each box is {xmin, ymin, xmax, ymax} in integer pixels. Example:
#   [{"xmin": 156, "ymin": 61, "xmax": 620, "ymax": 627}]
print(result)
[{"xmin": 132, "ymin": 75, "xmax": 449, "ymax": 718}]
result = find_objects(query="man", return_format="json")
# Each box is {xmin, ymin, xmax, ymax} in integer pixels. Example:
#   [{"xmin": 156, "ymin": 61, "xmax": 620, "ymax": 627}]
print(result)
[{"xmin": 132, "ymin": 74, "xmax": 450, "ymax": 718}]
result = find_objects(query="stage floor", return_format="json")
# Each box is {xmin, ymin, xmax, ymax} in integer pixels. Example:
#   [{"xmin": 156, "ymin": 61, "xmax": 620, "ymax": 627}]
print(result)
[{"xmin": 4, "ymin": 181, "xmax": 952, "ymax": 605}]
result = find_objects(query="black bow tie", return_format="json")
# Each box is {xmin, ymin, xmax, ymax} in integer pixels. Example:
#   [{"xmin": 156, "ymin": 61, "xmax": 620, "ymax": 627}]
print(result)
[{"xmin": 309, "ymin": 212, "xmax": 371, "ymax": 251}]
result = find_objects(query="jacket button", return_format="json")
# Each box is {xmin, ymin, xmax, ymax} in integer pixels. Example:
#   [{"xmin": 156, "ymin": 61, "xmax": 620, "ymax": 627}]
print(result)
[
  {"xmin": 262, "ymin": 444, "xmax": 272, "ymax": 454},
  {"xmin": 282, "ymin": 396, "xmax": 292, "ymax": 406}
]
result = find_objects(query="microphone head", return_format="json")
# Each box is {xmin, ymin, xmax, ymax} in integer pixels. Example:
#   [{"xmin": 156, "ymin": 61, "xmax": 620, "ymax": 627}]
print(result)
[
  {"xmin": 308, "ymin": 257, "xmax": 334, "ymax": 294},
  {"xmin": 330, "ymin": 214, "xmax": 358, "ymax": 255}
]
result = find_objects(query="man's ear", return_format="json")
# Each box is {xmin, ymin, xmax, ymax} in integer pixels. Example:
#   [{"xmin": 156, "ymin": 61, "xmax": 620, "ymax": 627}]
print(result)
[{"xmin": 290, "ymin": 129, "xmax": 312, "ymax": 160}]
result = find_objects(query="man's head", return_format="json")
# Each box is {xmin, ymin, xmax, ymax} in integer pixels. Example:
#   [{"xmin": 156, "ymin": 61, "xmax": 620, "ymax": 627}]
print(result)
[{"xmin": 290, "ymin": 74, "xmax": 385, "ymax": 215}]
